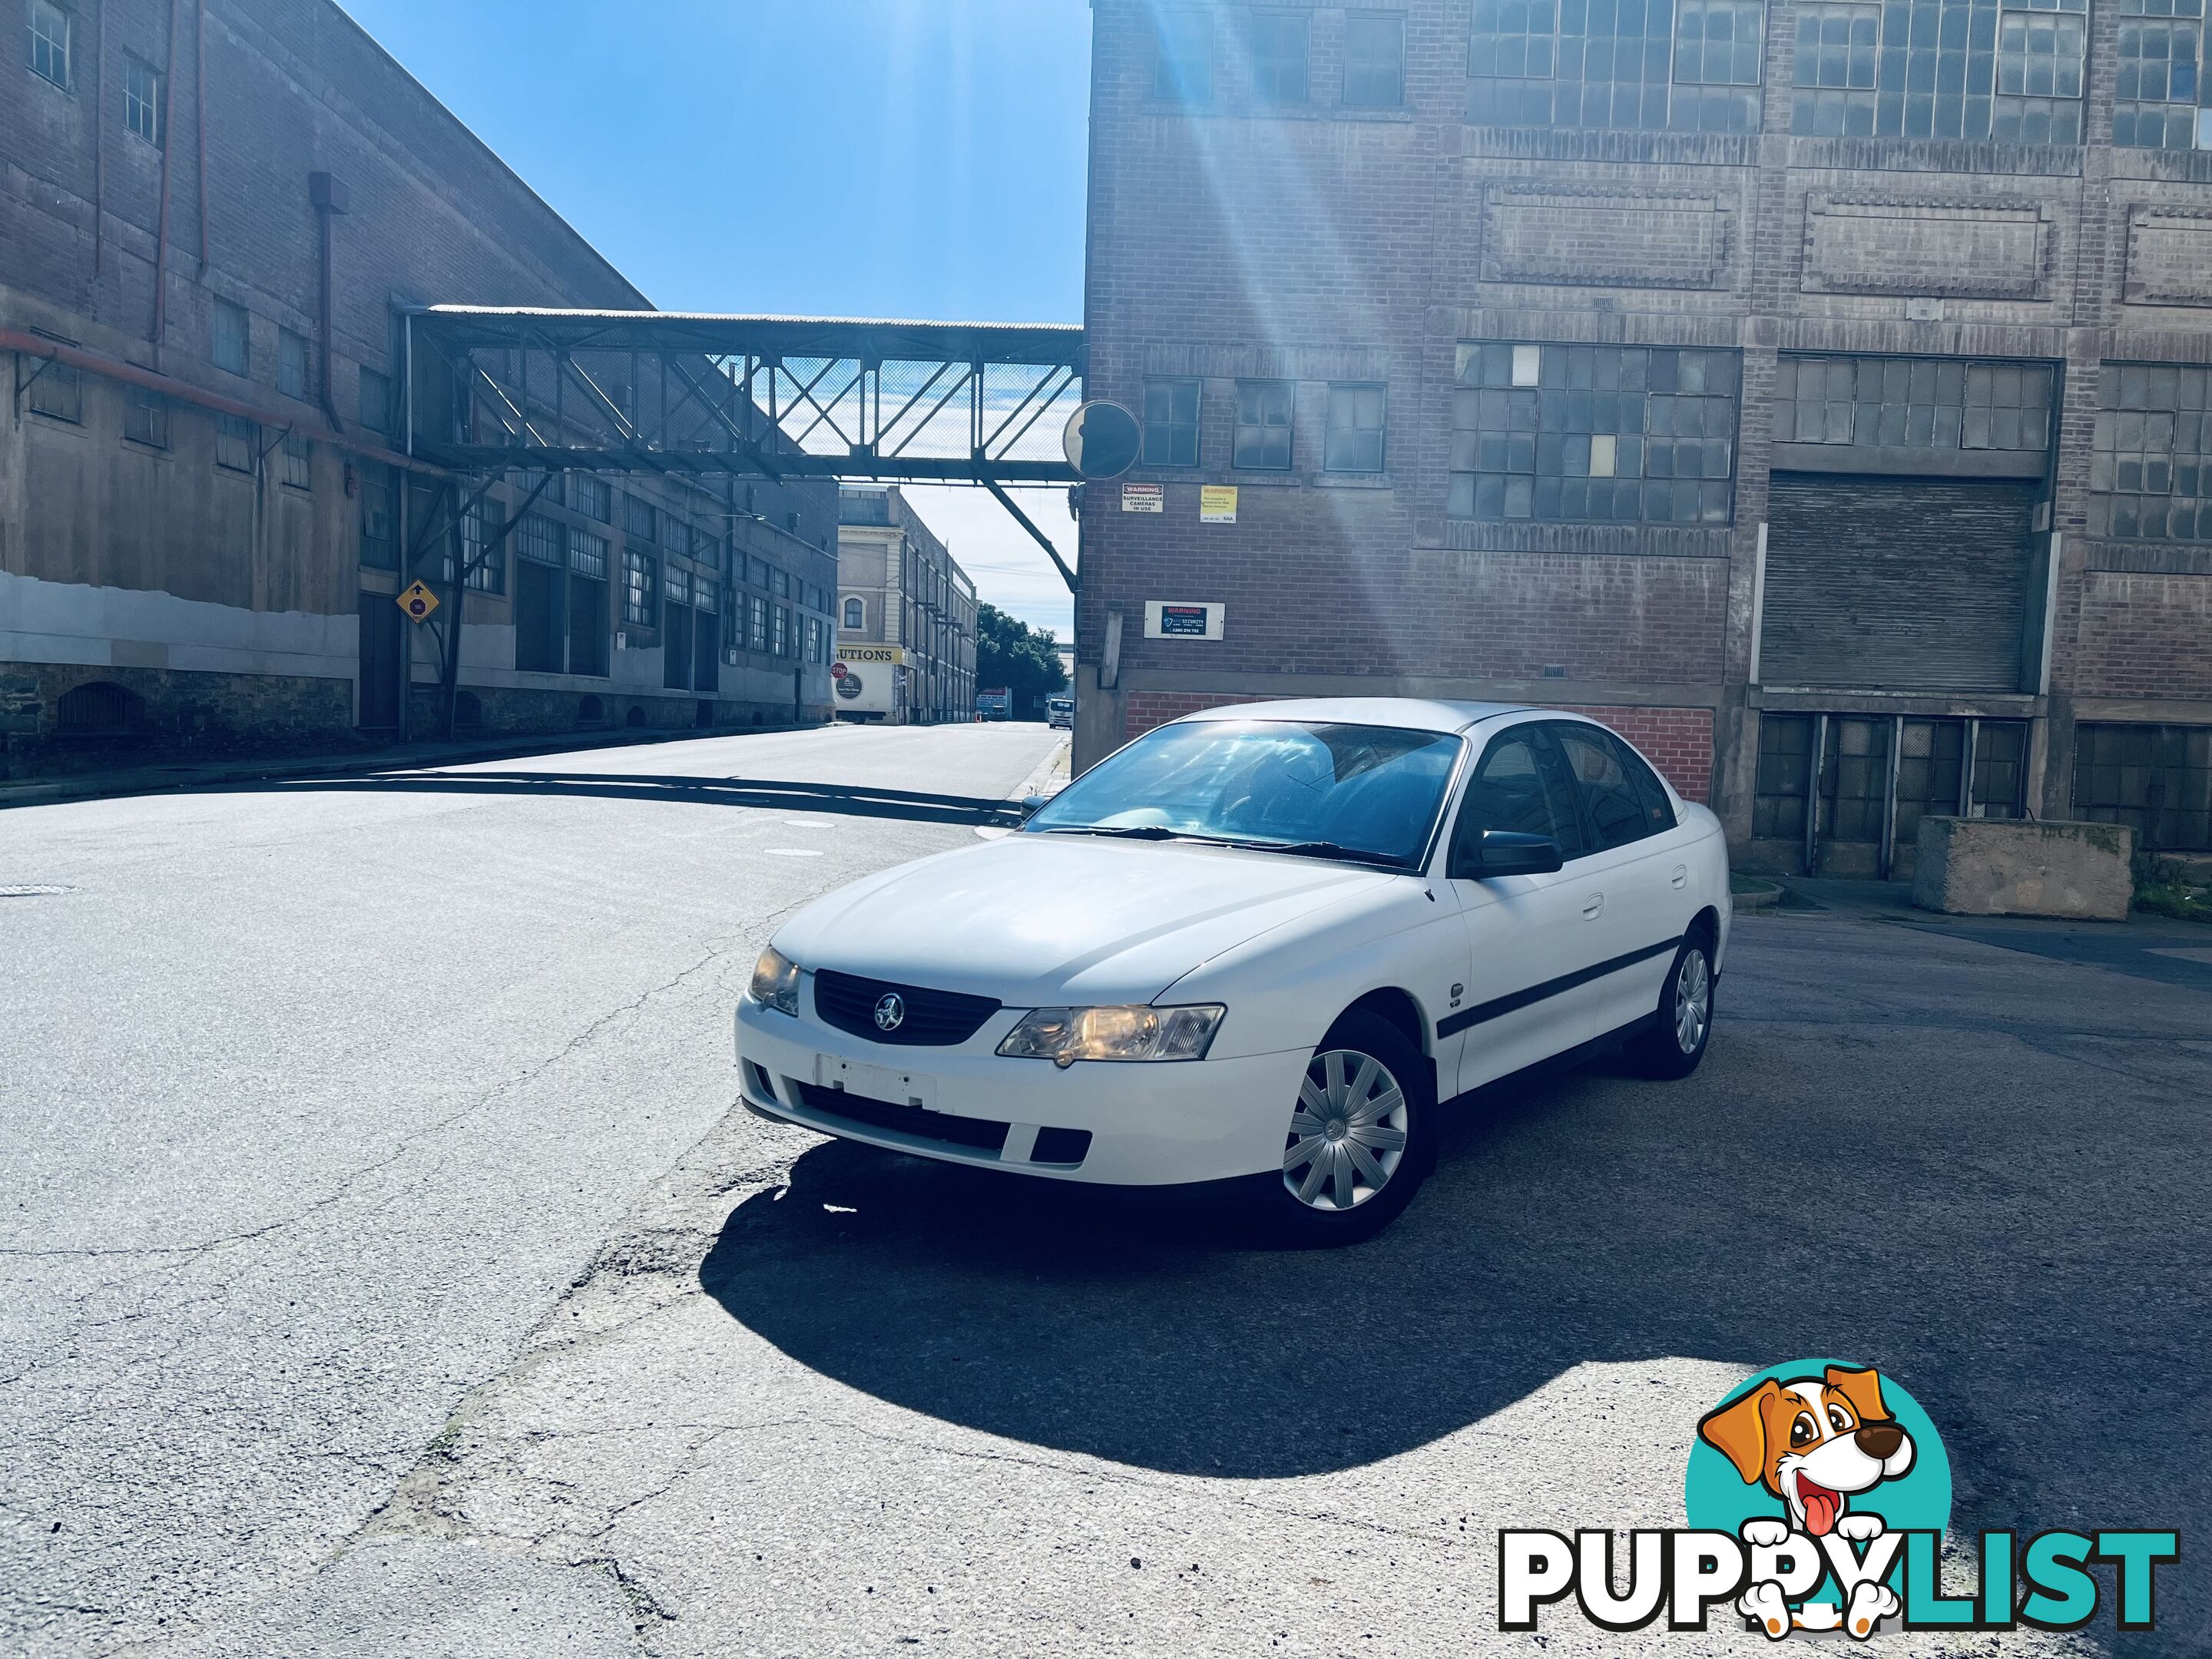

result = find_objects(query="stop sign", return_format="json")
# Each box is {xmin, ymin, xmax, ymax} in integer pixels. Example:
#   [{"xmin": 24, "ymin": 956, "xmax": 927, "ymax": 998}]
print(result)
[{"xmin": 832, "ymin": 661, "xmax": 849, "ymax": 680}]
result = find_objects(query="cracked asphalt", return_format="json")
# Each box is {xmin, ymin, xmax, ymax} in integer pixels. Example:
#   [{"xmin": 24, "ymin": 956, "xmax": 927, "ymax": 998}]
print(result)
[
  {"xmin": 6, "ymin": 722, "xmax": 2209, "ymax": 1657},
  {"xmin": 0, "ymin": 722, "xmax": 1057, "ymax": 1655}
]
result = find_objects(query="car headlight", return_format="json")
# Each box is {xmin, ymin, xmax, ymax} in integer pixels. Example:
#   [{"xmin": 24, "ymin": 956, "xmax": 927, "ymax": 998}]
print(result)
[
  {"xmin": 996, "ymin": 1004, "xmax": 1225, "ymax": 1068},
  {"xmin": 749, "ymin": 945, "xmax": 802, "ymax": 1016}
]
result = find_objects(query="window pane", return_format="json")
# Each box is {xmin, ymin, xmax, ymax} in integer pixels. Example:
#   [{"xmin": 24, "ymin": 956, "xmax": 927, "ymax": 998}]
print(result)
[
  {"xmin": 1451, "ymin": 343, "xmax": 1740, "ymax": 524},
  {"xmin": 1155, "ymin": 7, "xmax": 1214, "ymax": 101},
  {"xmin": 1343, "ymin": 13, "xmax": 1406, "ymax": 104},
  {"xmin": 1324, "ymin": 384, "xmax": 1387, "ymax": 472},
  {"xmin": 1141, "ymin": 377, "xmax": 1201, "ymax": 465},
  {"xmin": 213, "ymin": 300, "xmax": 250, "ymax": 377},
  {"xmin": 1234, "ymin": 379, "xmax": 1295, "ymax": 470},
  {"xmin": 1249, "ymin": 12, "xmax": 1310, "ymax": 103}
]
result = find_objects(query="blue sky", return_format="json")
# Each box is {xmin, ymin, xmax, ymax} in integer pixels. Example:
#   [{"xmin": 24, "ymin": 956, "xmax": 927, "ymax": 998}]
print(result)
[{"xmin": 339, "ymin": 0, "xmax": 1091, "ymax": 635}]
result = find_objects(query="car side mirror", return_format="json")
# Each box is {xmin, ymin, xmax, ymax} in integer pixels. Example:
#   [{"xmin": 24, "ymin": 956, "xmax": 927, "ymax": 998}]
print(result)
[
  {"xmin": 1018, "ymin": 794, "xmax": 1048, "ymax": 820},
  {"xmin": 1451, "ymin": 830, "xmax": 1564, "ymax": 880}
]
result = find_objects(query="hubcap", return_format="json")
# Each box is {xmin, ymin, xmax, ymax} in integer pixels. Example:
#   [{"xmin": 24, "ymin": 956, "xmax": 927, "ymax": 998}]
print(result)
[
  {"xmin": 1674, "ymin": 948, "xmax": 1711, "ymax": 1055},
  {"xmin": 1283, "ymin": 1049, "xmax": 1410, "ymax": 1213}
]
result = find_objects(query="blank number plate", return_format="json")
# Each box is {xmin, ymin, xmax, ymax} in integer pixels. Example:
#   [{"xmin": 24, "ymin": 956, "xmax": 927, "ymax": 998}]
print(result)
[{"xmin": 816, "ymin": 1055, "xmax": 939, "ymax": 1111}]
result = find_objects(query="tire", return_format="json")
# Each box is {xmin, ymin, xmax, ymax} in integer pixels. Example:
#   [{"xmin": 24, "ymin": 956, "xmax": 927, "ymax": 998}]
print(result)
[
  {"xmin": 1260, "ymin": 1010, "xmax": 1437, "ymax": 1247},
  {"xmin": 1627, "ymin": 933, "xmax": 1715, "ymax": 1079}
]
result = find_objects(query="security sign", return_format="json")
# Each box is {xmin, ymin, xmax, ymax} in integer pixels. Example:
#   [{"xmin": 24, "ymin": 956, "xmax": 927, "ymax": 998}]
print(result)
[{"xmin": 396, "ymin": 581, "xmax": 439, "ymax": 623}]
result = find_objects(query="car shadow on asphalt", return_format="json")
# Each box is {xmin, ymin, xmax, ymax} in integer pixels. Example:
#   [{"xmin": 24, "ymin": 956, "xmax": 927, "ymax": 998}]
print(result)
[
  {"xmin": 696, "ymin": 1019, "xmax": 2207, "ymax": 1656},
  {"xmin": 230, "ymin": 772, "xmax": 1022, "ymax": 826}
]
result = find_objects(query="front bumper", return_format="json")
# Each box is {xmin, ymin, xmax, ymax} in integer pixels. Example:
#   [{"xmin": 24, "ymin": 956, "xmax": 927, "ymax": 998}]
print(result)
[{"xmin": 735, "ymin": 992, "xmax": 1306, "ymax": 1186}]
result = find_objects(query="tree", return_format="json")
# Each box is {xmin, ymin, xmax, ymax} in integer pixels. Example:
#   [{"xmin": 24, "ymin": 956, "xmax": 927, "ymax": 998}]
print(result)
[{"xmin": 975, "ymin": 602, "xmax": 1068, "ymax": 718}]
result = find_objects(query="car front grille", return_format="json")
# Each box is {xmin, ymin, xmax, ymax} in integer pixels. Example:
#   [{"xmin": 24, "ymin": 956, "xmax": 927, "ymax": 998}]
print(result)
[
  {"xmin": 812, "ymin": 969, "xmax": 1002, "ymax": 1048},
  {"xmin": 792, "ymin": 1079, "xmax": 1011, "ymax": 1154}
]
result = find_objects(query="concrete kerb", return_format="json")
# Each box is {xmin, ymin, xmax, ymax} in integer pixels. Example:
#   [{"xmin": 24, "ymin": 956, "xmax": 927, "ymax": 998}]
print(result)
[{"xmin": 0, "ymin": 720, "xmax": 843, "ymax": 812}]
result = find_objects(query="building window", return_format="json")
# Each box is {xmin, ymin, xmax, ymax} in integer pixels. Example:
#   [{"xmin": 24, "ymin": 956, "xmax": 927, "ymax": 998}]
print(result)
[
  {"xmin": 462, "ymin": 499, "xmax": 505, "ymax": 593},
  {"xmin": 2090, "ymin": 362, "xmax": 2212, "ymax": 541},
  {"xmin": 1471, "ymin": 0, "xmax": 1764, "ymax": 132},
  {"xmin": 1450, "ymin": 342, "xmax": 1742, "ymax": 525},
  {"xmin": 1233, "ymin": 379, "xmax": 1296, "ymax": 470},
  {"xmin": 843, "ymin": 596, "xmax": 865, "ymax": 628},
  {"xmin": 2073, "ymin": 724, "xmax": 2212, "ymax": 850},
  {"xmin": 626, "ymin": 494, "xmax": 657, "ymax": 544},
  {"xmin": 623, "ymin": 549, "xmax": 657, "ymax": 626},
  {"xmin": 1772, "ymin": 356, "xmax": 2054, "ymax": 452},
  {"xmin": 517, "ymin": 512, "xmax": 563, "ymax": 567},
  {"xmin": 1247, "ymin": 11, "xmax": 1310, "ymax": 103},
  {"xmin": 2116, "ymin": 0, "xmax": 2211, "ymax": 149},
  {"xmin": 1141, "ymin": 377, "xmax": 1202, "ymax": 466},
  {"xmin": 28, "ymin": 0, "xmax": 70, "ymax": 88},
  {"xmin": 125, "ymin": 386, "xmax": 167, "ymax": 447},
  {"xmin": 566, "ymin": 473, "xmax": 611, "ymax": 522},
  {"xmin": 213, "ymin": 299, "xmax": 251, "ymax": 378},
  {"xmin": 215, "ymin": 412, "xmax": 257, "ymax": 473},
  {"xmin": 750, "ymin": 593, "xmax": 769, "ymax": 651},
  {"xmin": 1154, "ymin": 6, "xmax": 1214, "ymax": 101},
  {"xmin": 1791, "ymin": 0, "xmax": 2084, "ymax": 141},
  {"xmin": 808, "ymin": 618, "xmax": 823, "ymax": 664},
  {"xmin": 278, "ymin": 329, "xmax": 310, "ymax": 400},
  {"xmin": 359, "ymin": 367, "xmax": 392, "ymax": 435},
  {"xmin": 568, "ymin": 528, "xmax": 608, "ymax": 581},
  {"xmin": 1324, "ymin": 384, "xmax": 1387, "ymax": 473},
  {"xmin": 360, "ymin": 465, "xmax": 396, "ymax": 568},
  {"xmin": 282, "ymin": 433, "xmax": 312, "ymax": 491},
  {"xmin": 1343, "ymin": 12, "xmax": 1407, "ymax": 106},
  {"xmin": 773, "ymin": 605, "xmax": 790, "ymax": 656},
  {"xmin": 124, "ymin": 51, "xmax": 162, "ymax": 144},
  {"xmin": 26, "ymin": 358, "xmax": 81, "ymax": 422}
]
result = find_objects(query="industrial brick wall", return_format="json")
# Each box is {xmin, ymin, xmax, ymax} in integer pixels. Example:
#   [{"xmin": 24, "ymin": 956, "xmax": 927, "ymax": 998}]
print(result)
[
  {"xmin": 2067, "ymin": 571, "xmax": 2212, "ymax": 700},
  {"xmin": 1561, "ymin": 706, "xmax": 1716, "ymax": 802},
  {"xmin": 1081, "ymin": 0, "xmax": 2212, "ymax": 833}
]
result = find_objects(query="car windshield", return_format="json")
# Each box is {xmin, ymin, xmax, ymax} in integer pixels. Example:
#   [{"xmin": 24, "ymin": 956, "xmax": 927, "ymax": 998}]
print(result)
[{"xmin": 1025, "ymin": 720, "xmax": 1462, "ymax": 868}]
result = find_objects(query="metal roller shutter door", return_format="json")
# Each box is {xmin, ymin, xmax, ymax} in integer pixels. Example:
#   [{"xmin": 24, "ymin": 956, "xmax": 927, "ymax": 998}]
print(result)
[{"xmin": 1764, "ymin": 476, "xmax": 2036, "ymax": 693}]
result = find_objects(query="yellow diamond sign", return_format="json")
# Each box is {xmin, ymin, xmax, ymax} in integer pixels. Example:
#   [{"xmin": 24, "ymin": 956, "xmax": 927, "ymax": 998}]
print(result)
[{"xmin": 397, "ymin": 581, "xmax": 439, "ymax": 623}]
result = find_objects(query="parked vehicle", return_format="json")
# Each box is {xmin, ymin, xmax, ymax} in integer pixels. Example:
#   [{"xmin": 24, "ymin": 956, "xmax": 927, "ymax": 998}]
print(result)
[
  {"xmin": 735, "ymin": 700, "xmax": 1730, "ymax": 1243},
  {"xmin": 1047, "ymin": 695, "xmax": 1074, "ymax": 730}
]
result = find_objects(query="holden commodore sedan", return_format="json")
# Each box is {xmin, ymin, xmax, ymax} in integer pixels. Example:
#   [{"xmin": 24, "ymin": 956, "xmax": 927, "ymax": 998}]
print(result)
[{"xmin": 736, "ymin": 700, "xmax": 1730, "ymax": 1243}]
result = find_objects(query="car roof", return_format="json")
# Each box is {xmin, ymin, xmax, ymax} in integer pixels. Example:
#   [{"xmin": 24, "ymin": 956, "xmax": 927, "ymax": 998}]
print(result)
[{"xmin": 1171, "ymin": 697, "xmax": 1543, "ymax": 736}]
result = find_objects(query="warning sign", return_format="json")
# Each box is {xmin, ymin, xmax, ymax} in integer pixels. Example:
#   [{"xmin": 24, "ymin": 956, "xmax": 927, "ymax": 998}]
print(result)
[
  {"xmin": 1121, "ymin": 483, "xmax": 1164, "ymax": 513},
  {"xmin": 1200, "ymin": 485, "xmax": 1238, "ymax": 524},
  {"xmin": 396, "ymin": 581, "xmax": 440, "ymax": 623}
]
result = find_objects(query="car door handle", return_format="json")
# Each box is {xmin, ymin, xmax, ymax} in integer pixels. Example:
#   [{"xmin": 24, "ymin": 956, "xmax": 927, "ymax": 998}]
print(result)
[
  {"xmin": 1581, "ymin": 893, "xmax": 1604, "ymax": 919},
  {"xmin": 1671, "ymin": 864, "xmax": 1689, "ymax": 889}
]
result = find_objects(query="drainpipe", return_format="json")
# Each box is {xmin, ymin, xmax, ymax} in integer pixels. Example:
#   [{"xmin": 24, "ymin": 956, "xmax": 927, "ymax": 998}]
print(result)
[
  {"xmin": 93, "ymin": 0, "xmax": 106, "ymax": 279},
  {"xmin": 149, "ymin": 0, "xmax": 183, "ymax": 345},
  {"xmin": 195, "ymin": 0, "xmax": 208, "ymax": 272},
  {"xmin": 309, "ymin": 172, "xmax": 349, "ymax": 432}
]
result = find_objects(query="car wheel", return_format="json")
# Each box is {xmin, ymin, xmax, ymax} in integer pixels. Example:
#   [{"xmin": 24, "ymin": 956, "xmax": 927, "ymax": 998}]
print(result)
[
  {"xmin": 1627, "ymin": 934, "xmax": 1714, "ymax": 1079},
  {"xmin": 1264, "ymin": 1011, "xmax": 1435, "ymax": 1247}
]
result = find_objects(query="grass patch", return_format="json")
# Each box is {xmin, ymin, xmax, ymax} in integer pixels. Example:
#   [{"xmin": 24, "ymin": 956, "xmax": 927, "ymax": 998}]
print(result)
[{"xmin": 2135, "ymin": 879, "xmax": 2212, "ymax": 923}]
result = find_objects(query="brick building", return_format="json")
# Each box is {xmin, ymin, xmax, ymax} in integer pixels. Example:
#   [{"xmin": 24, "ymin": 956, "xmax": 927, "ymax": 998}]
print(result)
[
  {"xmin": 1077, "ymin": 0, "xmax": 2212, "ymax": 871},
  {"xmin": 2, "ymin": 0, "xmax": 837, "ymax": 777},
  {"xmin": 834, "ymin": 487, "xmax": 979, "ymax": 724}
]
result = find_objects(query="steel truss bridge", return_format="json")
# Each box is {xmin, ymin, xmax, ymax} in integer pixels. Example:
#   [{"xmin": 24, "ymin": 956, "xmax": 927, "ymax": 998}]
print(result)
[
  {"xmin": 406, "ymin": 307, "xmax": 1083, "ymax": 482},
  {"xmin": 404, "ymin": 308, "xmax": 1088, "ymax": 588}
]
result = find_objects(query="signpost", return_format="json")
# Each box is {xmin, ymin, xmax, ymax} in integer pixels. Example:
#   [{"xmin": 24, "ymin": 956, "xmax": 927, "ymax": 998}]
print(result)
[{"xmin": 396, "ymin": 581, "xmax": 439, "ymax": 623}]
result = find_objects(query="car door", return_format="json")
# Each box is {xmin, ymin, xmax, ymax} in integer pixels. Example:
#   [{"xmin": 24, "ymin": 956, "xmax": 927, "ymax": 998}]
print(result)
[
  {"xmin": 1444, "ymin": 722, "xmax": 1607, "ymax": 1094},
  {"xmin": 1545, "ymin": 721, "xmax": 1689, "ymax": 1039}
]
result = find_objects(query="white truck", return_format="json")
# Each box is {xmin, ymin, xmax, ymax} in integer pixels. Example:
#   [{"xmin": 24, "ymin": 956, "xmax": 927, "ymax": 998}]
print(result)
[{"xmin": 831, "ymin": 645, "xmax": 906, "ymax": 723}]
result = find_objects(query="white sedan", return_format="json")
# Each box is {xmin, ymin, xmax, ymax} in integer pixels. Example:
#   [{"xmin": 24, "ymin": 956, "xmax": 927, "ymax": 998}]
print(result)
[{"xmin": 736, "ymin": 700, "xmax": 1730, "ymax": 1243}]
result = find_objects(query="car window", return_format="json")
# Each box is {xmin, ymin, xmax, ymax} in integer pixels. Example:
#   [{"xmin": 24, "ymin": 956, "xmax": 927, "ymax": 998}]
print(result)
[
  {"xmin": 1607, "ymin": 732, "xmax": 1679, "ymax": 836},
  {"xmin": 1551, "ymin": 724, "xmax": 1651, "ymax": 851},
  {"xmin": 1451, "ymin": 728, "xmax": 1588, "ymax": 866},
  {"xmin": 1027, "ymin": 719, "xmax": 1463, "ymax": 867}
]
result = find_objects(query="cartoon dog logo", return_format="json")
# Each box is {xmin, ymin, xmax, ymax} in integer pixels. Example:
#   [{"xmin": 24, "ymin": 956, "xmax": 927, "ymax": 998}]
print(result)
[{"xmin": 1698, "ymin": 1364, "xmax": 1917, "ymax": 1639}]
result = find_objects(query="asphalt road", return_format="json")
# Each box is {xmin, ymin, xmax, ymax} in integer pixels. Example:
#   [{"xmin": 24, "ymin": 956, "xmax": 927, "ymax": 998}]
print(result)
[
  {"xmin": 0, "ymin": 721, "xmax": 1059, "ymax": 1655},
  {"xmin": 6, "ymin": 726, "xmax": 2209, "ymax": 1657}
]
